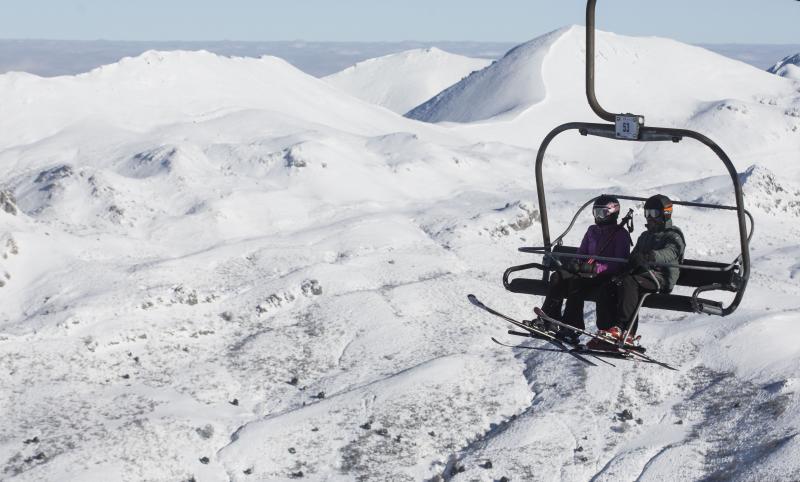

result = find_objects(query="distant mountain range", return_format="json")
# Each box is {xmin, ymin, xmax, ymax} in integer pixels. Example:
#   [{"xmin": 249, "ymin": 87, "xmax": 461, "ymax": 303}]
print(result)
[{"xmin": 1, "ymin": 38, "xmax": 799, "ymax": 78}]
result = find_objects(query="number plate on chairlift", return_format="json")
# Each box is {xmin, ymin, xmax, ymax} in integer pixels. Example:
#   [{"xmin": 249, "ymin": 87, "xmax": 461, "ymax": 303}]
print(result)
[{"xmin": 615, "ymin": 114, "xmax": 644, "ymax": 140}]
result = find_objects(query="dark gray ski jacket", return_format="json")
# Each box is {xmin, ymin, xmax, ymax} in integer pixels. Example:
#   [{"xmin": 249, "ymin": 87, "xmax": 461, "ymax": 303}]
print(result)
[{"xmin": 631, "ymin": 221, "xmax": 686, "ymax": 292}]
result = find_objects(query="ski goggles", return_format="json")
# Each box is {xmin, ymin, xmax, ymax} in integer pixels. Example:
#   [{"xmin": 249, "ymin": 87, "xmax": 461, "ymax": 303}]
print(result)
[
  {"xmin": 644, "ymin": 206, "xmax": 672, "ymax": 219},
  {"xmin": 593, "ymin": 204, "xmax": 619, "ymax": 219}
]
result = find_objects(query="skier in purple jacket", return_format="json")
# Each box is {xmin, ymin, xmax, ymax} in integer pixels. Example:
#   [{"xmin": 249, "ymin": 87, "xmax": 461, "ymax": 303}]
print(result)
[{"xmin": 533, "ymin": 195, "xmax": 632, "ymax": 341}]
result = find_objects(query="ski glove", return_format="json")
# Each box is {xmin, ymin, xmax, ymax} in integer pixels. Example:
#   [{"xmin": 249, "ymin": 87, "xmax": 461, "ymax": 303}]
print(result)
[
  {"xmin": 563, "ymin": 258, "xmax": 581, "ymax": 274},
  {"xmin": 577, "ymin": 261, "xmax": 597, "ymax": 278}
]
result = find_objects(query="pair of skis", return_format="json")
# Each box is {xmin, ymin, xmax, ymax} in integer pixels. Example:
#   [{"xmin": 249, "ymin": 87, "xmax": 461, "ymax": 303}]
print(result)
[{"xmin": 467, "ymin": 294, "xmax": 676, "ymax": 370}]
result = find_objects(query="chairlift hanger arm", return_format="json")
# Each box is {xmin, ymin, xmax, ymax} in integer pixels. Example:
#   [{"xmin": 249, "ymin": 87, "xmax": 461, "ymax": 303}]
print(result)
[{"xmin": 586, "ymin": 0, "xmax": 617, "ymax": 123}]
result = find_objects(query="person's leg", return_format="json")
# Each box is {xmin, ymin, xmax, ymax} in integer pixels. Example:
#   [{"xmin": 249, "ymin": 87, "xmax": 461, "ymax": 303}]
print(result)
[
  {"xmin": 562, "ymin": 277, "xmax": 587, "ymax": 331},
  {"xmin": 541, "ymin": 269, "xmax": 572, "ymax": 319},
  {"xmin": 594, "ymin": 277, "xmax": 616, "ymax": 331},
  {"xmin": 615, "ymin": 273, "xmax": 660, "ymax": 335},
  {"xmin": 615, "ymin": 275, "xmax": 640, "ymax": 334}
]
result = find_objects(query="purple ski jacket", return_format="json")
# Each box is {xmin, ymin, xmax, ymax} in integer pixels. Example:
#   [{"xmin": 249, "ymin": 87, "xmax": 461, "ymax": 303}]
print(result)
[{"xmin": 578, "ymin": 224, "xmax": 632, "ymax": 275}]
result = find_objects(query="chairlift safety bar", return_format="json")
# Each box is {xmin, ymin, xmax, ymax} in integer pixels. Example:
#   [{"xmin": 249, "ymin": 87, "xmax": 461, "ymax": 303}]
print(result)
[
  {"xmin": 547, "ymin": 194, "xmax": 755, "ymax": 250},
  {"xmin": 517, "ymin": 248, "xmax": 738, "ymax": 274}
]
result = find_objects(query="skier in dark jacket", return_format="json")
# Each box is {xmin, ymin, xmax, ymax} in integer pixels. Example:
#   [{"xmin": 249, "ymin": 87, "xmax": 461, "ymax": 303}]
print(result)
[
  {"xmin": 589, "ymin": 194, "xmax": 685, "ymax": 348},
  {"xmin": 534, "ymin": 195, "xmax": 631, "ymax": 341}
]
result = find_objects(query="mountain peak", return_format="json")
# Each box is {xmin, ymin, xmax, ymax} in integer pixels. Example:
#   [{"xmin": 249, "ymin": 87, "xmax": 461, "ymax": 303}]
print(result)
[{"xmin": 406, "ymin": 27, "xmax": 789, "ymax": 124}]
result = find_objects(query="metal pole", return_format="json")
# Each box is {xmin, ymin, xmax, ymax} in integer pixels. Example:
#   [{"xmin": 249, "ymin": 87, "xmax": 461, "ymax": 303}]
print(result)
[{"xmin": 586, "ymin": 0, "xmax": 616, "ymax": 122}]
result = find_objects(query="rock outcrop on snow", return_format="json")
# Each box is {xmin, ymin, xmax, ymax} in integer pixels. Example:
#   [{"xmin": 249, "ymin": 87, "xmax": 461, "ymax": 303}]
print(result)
[
  {"xmin": 768, "ymin": 53, "xmax": 800, "ymax": 81},
  {"xmin": 739, "ymin": 165, "xmax": 800, "ymax": 216},
  {"xmin": 0, "ymin": 190, "xmax": 17, "ymax": 215}
]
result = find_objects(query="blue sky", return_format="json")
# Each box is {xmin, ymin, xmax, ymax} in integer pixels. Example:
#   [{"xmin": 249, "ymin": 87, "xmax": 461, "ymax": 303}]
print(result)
[{"xmin": 1, "ymin": 0, "xmax": 799, "ymax": 43}]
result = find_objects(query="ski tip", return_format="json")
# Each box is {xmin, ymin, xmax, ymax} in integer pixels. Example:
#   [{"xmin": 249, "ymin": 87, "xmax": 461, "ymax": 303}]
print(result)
[{"xmin": 467, "ymin": 294, "xmax": 480, "ymax": 305}]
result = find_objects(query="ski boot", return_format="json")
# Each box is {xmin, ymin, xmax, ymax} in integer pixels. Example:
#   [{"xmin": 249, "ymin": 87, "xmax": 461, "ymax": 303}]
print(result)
[
  {"xmin": 522, "ymin": 316, "xmax": 552, "ymax": 333},
  {"xmin": 587, "ymin": 326, "xmax": 639, "ymax": 350}
]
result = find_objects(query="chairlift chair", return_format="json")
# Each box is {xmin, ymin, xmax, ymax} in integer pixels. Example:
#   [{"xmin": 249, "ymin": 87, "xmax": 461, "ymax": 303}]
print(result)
[{"xmin": 503, "ymin": 0, "xmax": 753, "ymax": 340}]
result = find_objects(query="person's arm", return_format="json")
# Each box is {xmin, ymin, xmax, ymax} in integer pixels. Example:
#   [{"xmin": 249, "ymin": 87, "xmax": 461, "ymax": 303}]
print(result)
[
  {"xmin": 578, "ymin": 227, "xmax": 592, "ymax": 255},
  {"xmin": 627, "ymin": 233, "xmax": 647, "ymax": 270},
  {"xmin": 605, "ymin": 230, "xmax": 632, "ymax": 274},
  {"xmin": 621, "ymin": 232, "xmax": 632, "ymax": 258},
  {"xmin": 630, "ymin": 232, "xmax": 645, "ymax": 257},
  {"xmin": 560, "ymin": 228, "xmax": 592, "ymax": 273}
]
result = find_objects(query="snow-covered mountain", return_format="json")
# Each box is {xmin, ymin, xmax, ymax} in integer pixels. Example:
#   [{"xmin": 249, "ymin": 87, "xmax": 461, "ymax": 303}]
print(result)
[
  {"xmin": 768, "ymin": 53, "xmax": 800, "ymax": 81},
  {"xmin": 0, "ymin": 50, "xmax": 457, "ymax": 152},
  {"xmin": 408, "ymin": 26, "xmax": 800, "ymax": 186},
  {"xmin": 1, "ymin": 26, "xmax": 799, "ymax": 482},
  {"xmin": 324, "ymin": 47, "xmax": 491, "ymax": 114},
  {"xmin": 408, "ymin": 26, "xmax": 792, "ymax": 124}
]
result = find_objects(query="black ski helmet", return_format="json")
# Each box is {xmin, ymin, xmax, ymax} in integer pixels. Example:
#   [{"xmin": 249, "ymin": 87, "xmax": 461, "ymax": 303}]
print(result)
[
  {"xmin": 643, "ymin": 194, "xmax": 673, "ymax": 222},
  {"xmin": 592, "ymin": 195, "xmax": 620, "ymax": 225}
]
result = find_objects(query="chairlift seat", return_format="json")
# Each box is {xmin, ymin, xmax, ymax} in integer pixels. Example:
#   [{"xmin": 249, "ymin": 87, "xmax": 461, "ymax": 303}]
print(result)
[{"xmin": 504, "ymin": 245, "xmax": 734, "ymax": 314}]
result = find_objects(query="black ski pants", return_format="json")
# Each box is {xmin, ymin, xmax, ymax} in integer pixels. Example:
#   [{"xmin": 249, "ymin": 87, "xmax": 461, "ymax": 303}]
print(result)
[
  {"xmin": 542, "ymin": 269, "xmax": 614, "ymax": 331},
  {"xmin": 611, "ymin": 272, "xmax": 664, "ymax": 335}
]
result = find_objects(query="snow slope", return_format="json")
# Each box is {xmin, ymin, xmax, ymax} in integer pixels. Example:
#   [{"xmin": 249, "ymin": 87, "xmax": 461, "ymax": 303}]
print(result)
[
  {"xmin": 1, "ymin": 28, "xmax": 800, "ymax": 482},
  {"xmin": 768, "ymin": 53, "xmax": 800, "ymax": 81},
  {"xmin": 324, "ymin": 47, "xmax": 491, "ymax": 115}
]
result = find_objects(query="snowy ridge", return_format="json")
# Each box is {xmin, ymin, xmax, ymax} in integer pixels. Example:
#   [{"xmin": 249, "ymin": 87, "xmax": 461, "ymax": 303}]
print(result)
[
  {"xmin": 1, "ymin": 27, "xmax": 800, "ymax": 481},
  {"xmin": 405, "ymin": 28, "xmax": 565, "ymax": 122},
  {"xmin": 324, "ymin": 47, "xmax": 491, "ymax": 114}
]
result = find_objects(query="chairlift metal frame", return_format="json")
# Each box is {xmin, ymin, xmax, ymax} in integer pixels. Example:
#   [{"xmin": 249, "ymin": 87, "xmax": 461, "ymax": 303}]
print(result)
[{"xmin": 507, "ymin": 0, "xmax": 752, "ymax": 325}]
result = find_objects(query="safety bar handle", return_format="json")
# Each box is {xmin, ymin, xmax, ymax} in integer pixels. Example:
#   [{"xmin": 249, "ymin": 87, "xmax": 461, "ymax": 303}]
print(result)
[
  {"xmin": 692, "ymin": 283, "xmax": 737, "ymax": 316},
  {"xmin": 503, "ymin": 262, "xmax": 547, "ymax": 290}
]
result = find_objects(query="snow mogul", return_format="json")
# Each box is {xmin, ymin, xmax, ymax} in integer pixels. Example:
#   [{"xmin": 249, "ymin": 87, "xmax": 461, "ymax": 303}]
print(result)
[
  {"xmin": 588, "ymin": 194, "xmax": 685, "ymax": 349},
  {"xmin": 530, "ymin": 195, "xmax": 631, "ymax": 342}
]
